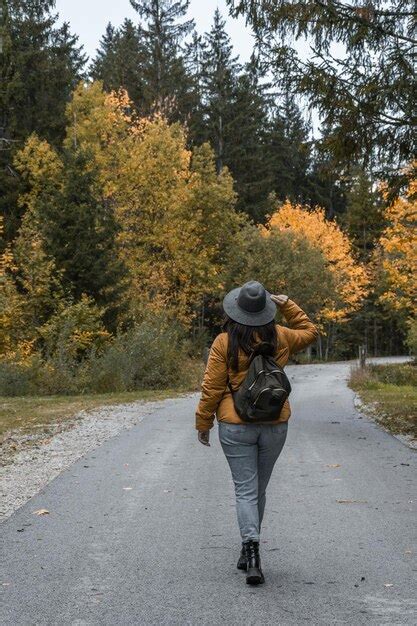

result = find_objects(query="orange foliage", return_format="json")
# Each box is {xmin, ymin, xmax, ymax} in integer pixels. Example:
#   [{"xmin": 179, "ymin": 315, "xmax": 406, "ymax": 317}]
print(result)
[
  {"xmin": 378, "ymin": 176, "xmax": 417, "ymax": 315},
  {"xmin": 263, "ymin": 201, "xmax": 369, "ymax": 323}
]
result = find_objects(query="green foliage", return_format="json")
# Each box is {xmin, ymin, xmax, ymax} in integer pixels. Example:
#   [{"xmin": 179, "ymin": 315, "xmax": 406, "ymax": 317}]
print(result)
[
  {"xmin": 224, "ymin": 223, "xmax": 334, "ymax": 321},
  {"xmin": 0, "ymin": 317, "xmax": 188, "ymax": 396},
  {"xmin": 406, "ymin": 318, "xmax": 417, "ymax": 358},
  {"xmin": 90, "ymin": 20, "xmax": 146, "ymax": 108},
  {"xmin": 227, "ymin": 0, "xmax": 415, "ymax": 183},
  {"xmin": 37, "ymin": 294, "xmax": 111, "ymax": 361},
  {"xmin": 91, "ymin": 1, "xmax": 195, "ymax": 122},
  {"xmin": 0, "ymin": 0, "xmax": 86, "ymax": 242},
  {"xmin": 83, "ymin": 317, "xmax": 188, "ymax": 393},
  {"xmin": 342, "ymin": 169, "xmax": 385, "ymax": 261}
]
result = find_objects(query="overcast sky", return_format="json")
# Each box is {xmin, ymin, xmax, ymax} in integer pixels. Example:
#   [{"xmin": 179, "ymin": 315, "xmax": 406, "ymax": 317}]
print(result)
[{"xmin": 55, "ymin": 0, "xmax": 256, "ymax": 65}]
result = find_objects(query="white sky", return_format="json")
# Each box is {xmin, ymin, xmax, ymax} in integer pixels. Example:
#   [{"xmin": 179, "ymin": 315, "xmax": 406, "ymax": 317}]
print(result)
[{"xmin": 55, "ymin": 0, "xmax": 257, "ymax": 65}]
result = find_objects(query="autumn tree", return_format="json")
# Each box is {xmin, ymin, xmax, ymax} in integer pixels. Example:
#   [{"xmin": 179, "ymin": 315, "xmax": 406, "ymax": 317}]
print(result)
[
  {"xmin": 224, "ymin": 222, "xmax": 334, "ymax": 324},
  {"xmin": 263, "ymin": 201, "xmax": 369, "ymax": 358},
  {"xmin": 62, "ymin": 81, "xmax": 242, "ymax": 325},
  {"xmin": 377, "ymin": 175, "xmax": 417, "ymax": 320}
]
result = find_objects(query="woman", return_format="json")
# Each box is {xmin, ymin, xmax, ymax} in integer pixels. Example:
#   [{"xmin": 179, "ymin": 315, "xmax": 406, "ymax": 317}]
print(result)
[{"xmin": 195, "ymin": 280, "xmax": 319, "ymax": 585}]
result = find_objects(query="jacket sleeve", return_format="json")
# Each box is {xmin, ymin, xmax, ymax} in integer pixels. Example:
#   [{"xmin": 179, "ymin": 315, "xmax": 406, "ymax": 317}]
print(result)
[
  {"xmin": 279, "ymin": 299, "xmax": 319, "ymax": 355},
  {"xmin": 195, "ymin": 334, "xmax": 228, "ymax": 431}
]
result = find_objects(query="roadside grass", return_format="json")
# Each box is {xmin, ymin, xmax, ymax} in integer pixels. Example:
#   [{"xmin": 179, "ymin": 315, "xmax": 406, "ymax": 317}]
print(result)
[
  {"xmin": 0, "ymin": 359, "xmax": 204, "ymax": 459},
  {"xmin": 350, "ymin": 363, "xmax": 417, "ymax": 440}
]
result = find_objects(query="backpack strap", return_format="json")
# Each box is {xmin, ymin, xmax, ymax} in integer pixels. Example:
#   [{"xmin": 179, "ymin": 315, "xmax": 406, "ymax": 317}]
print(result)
[{"xmin": 226, "ymin": 348, "xmax": 257, "ymax": 395}]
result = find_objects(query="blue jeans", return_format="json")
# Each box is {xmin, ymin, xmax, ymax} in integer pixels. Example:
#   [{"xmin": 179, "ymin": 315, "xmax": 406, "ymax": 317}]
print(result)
[{"xmin": 218, "ymin": 421, "xmax": 288, "ymax": 542}]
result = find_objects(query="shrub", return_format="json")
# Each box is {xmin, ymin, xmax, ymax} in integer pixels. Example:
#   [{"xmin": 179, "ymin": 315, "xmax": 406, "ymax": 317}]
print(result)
[
  {"xmin": 350, "ymin": 362, "xmax": 416, "ymax": 390},
  {"xmin": 38, "ymin": 294, "xmax": 111, "ymax": 361},
  {"xmin": 0, "ymin": 317, "xmax": 190, "ymax": 396},
  {"xmin": 85, "ymin": 318, "xmax": 188, "ymax": 393},
  {"xmin": 406, "ymin": 317, "xmax": 417, "ymax": 359}
]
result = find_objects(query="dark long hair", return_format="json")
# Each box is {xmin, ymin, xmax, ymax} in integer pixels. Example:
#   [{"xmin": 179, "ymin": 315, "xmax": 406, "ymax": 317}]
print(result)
[{"xmin": 222, "ymin": 315, "xmax": 278, "ymax": 372}]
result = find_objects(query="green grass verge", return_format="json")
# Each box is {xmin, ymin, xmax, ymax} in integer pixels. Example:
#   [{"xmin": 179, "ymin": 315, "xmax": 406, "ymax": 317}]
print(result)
[
  {"xmin": 0, "ymin": 358, "xmax": 205, "ymax": 463},
  {"xmin": 350, "ymin": 363, "xmax": 417, "ymax": 440}
]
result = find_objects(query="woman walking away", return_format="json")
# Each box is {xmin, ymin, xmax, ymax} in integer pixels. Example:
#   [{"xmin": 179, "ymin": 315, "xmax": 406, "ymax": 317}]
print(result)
[{"xmin": 195, "ymin": 281, "xmax": 319, "ymax": 585}]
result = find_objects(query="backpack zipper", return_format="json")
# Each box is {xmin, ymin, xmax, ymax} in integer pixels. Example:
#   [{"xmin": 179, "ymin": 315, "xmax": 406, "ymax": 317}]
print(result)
[
  {"xmin": 248, "ymin": 368, "xmax": 283, "ymax": 391},
  {"xmin": 253, "ymin": 386, "xmax": 287, "ymax": 406}
]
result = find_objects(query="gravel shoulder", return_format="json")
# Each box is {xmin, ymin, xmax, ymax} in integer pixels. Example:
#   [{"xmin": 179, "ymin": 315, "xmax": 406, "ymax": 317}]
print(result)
[{"xmin": 0, "ymin": 395, "xmax": 192, "ymax": 521}]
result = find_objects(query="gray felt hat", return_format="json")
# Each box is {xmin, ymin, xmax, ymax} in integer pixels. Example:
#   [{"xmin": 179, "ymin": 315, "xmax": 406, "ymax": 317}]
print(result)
[{"xmin": 223, "ymin": 280, "xmax": 277, "ymax": 326}]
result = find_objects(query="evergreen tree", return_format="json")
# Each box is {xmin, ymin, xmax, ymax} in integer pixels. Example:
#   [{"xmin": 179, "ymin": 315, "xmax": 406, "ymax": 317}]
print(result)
[
  {"xmin": 228, "ymin": 0, "xmax": 415, "ymax": 184},
  {"xmin": 343, "ymin": 169, "xmax": 385, "ymax": 262},
  {"xmin": 306, "ymin": 127, "xmax": 347, "ymax": 219},
  {"xmin": 90, "ymin": 20, "xmax": 146, "ymax": 108},
  {"xmin": 226, "ymin": 62, "xmax": 274, "ymax": 221},
  {"xmin": 0, "ymin": 0, "xmax": 86, "ymax": 242},
  {"xmin": 38, "ymin": 151, "xmax": 127, "ymax": 330},
  {"xmin": 129, "ymin": 0, "xmax": 195, "ymax": 119},
  {"xmin": 183, "ymin": 30, "xmax": 205, "ymax": 145},
  {"xmin": 268, "ymin": 95, "xmax": 311, "ymax": 205},
  {"xmin": 199, "ymin": 8, "xmax": 240, "ymax": 174}
]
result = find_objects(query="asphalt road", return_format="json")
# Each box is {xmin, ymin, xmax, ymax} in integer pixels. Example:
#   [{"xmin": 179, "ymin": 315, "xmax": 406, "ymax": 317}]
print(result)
[{"xmin": 1, "ymin": 358, "xmax": 416, "ymax": 625}]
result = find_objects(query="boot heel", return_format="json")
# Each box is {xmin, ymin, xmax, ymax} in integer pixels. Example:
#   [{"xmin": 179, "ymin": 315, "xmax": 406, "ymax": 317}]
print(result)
[{"xmin": 246, "ymin": 567, "xmax": 264, "ymax": 585}]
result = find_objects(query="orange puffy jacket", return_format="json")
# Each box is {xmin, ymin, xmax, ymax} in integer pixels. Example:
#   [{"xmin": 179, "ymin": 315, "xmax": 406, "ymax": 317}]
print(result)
[{"xmin": 195, "ymin": 299, "xmax": 319, "ymax": 431}]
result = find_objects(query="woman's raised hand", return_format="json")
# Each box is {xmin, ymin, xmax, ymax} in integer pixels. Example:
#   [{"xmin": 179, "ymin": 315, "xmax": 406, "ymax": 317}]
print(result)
[{"xmin": 270, "ymin": 294, "xmax": 289, "ymax": 307}]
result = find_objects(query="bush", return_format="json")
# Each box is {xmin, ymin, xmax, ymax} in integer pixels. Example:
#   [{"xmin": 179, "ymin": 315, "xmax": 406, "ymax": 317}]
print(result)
[
  {"xmin": 0, "ymin": 359, "xmax": 38, "ymax": 396},
  {"xmin": 350, "ymin": 362, "xmax": 416, "ymax": 390},
  {"xmin": 38, "ymin": 294, "xmax": 111, "ymax": 361},
  {"xmin": 84, "ymin": 318, "xmax": 188, "ymax": 393},
  {"xmin": 0, "ymin": 317, "xmax": 190, "ymax": 396},
  {"xmin": 406, "ymin": 317, "xmax": 417, "ymax": 359}
]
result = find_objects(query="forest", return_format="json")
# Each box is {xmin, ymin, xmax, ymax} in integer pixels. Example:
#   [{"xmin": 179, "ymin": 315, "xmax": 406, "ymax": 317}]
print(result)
[{"xmin": 0, "ymin": 0, "xmax": 415, "ymax": 396}]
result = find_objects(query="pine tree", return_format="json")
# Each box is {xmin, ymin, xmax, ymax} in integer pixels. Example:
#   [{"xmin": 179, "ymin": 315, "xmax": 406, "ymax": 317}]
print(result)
[
  {"xmin": 343, "ymin": 169, "xmax": 385, "ymax": 262},
  {"xmin": 0, "ymin": 0, "xmax": 86, "ymax": 242},
  {"xmin": 199, "ymin": 8, "xmax": 240, "ymax": 174},
  {"xmin": 268, "ymin": 95, "xmax": 311, "ymax": 205},
  {"xmin": 40, "ymin": 151, "xmax": 127, "ymax": 331},
  {"xmin": 129, "ymin": 0, "xmax": 195, "ymax": 119},
  {"xmin": 229, "ymin": 0, "xmax": 415, "ymax": 184},
  {"xmin": 225, "ymin": 61, "xmax": 274, "ymax": 221},
  {"xmin": 183, "ymin": 30, "xmax": 205, "ymax": 145},
  {"xmin": 90, "ymin": 20, "xmax": 146, "ymax": 108}
]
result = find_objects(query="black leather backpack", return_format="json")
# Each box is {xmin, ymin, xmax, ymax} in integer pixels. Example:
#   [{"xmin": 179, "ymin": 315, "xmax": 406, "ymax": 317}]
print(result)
[{"xmin": 227, "ymin": 351, "xmax": 291, "ymax": 423}]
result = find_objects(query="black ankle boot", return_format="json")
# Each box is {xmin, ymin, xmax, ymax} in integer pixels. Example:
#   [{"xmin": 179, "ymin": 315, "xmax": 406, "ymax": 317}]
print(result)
[
  {"xmin": 243, "ymin": 540, "xmax": 265, "ymax": 585},
  {"xmin": 237, "ymin": 543, "xmax": 247, "ymax": 570}
]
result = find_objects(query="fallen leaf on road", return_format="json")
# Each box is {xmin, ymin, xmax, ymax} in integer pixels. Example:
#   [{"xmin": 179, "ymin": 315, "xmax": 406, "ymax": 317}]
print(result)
[
  {"xmin": 384, "ymin": 583, "xmax": 393, "ymax": 587},
  {"xmin": 123, "ymin": 487, "xmax": 132, "ymax": 491},
  {"xmin": 163, "ymin": 489, "xmax": 171, "ymax": 493},
  {"xmin": 32, "ymin": 509, "xmax": 49, "ymax": 516},
  {"xmin": 336, "ymin": 500, "xmax": 367, "ymax": 504},
  {"xmin": 326, "ymin": 464, "xmax": 341, "ymax": 468}
]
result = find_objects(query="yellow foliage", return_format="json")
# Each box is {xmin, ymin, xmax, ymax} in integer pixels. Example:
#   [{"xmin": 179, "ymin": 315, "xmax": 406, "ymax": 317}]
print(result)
[
  {"xmin": 263, "ymin": 201, "xmax": 369, "ymax": 323},
  {"xmin": 63, "ymin": 81, "xmax": 240, "ymax": 325},
  {"xmin": 0, "ymin": 217, "xmax": 29, "ymax": 356},
  {"xmin": 378, "ymin": 175, "xmax": 417, "ymax": 315},
  {"xmin": 14, "ymin": 134, "xmax": 63, "ymax": 213}
]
